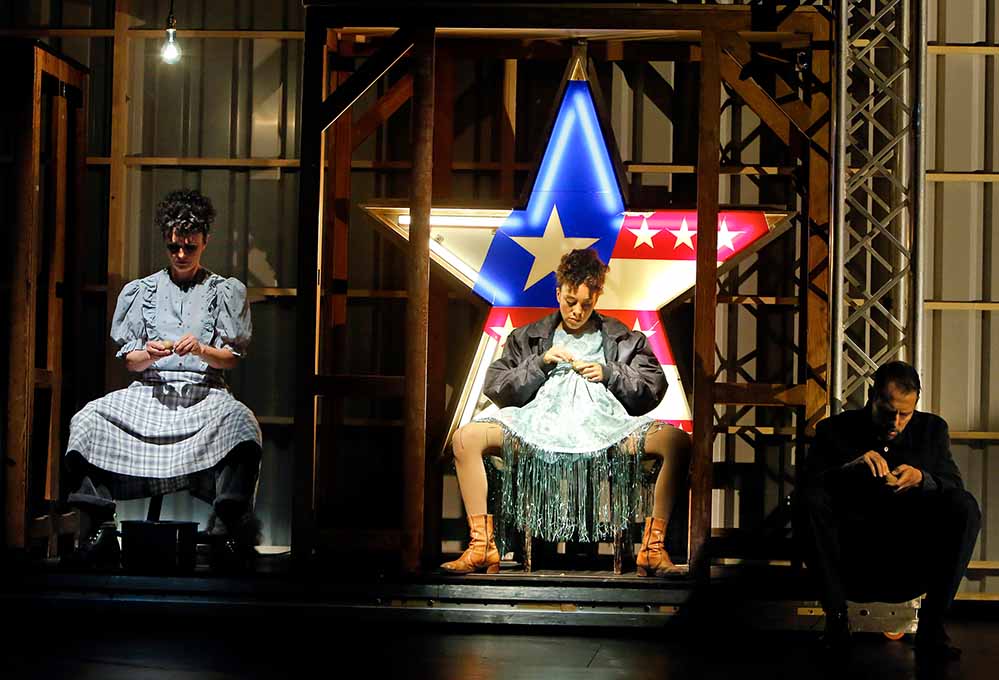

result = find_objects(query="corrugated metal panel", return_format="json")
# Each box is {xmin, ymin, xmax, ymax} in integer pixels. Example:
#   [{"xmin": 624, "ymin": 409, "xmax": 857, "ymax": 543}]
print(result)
[{"xmin": 926, "ymin": 0, "xmax": 998, "ymax": 593}]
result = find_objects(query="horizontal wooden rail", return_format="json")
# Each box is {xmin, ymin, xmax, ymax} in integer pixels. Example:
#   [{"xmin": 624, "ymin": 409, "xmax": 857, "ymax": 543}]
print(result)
[
  {"xmin": 124, "ymin": 156, "xmax": 299, "ymax": 168},
  {"xmin": 926, "ymin": 171, "xmax": 999, "ymax": 182},
  {"xmin": 0, "ymin": 28, "xmax": 114, "ymax": 37},
  {"xmin": 928, "ymin": 43, "xmax": 999, "ymax": 55},
  {"xmin": 713, "ymin": 383, "xmax": 808, "ymax": 407},
  {"xmin": 128, "ymin": 29, "xmax": 305, "ymax": 40},
  {"xmin": 950, "ymin": 432, "xmax": 999, "ymax": 442},
  {"xmin": 312, "ymin": 374, "xmax": 405, "ymax": 398},
  {"xmin": 925, "ymin": 300, "xmax": 999, "ymax": 311},
  {"xmin": 717, "ymin": 295, "xmax": 799, "ymax": 306}
]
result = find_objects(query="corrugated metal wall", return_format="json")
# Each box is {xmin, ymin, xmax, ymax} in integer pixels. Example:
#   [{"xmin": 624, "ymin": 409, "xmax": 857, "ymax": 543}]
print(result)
[{"xmin": 926, "ymin": 0, "xmax": 998, "ymax": 594}]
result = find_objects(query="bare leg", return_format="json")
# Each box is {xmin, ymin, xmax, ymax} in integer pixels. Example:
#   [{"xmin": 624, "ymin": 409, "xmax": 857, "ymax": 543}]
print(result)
[
  {"xmin": 451, "ymin": 421, "xmax": 503, "ymax": 516},
  {"xmin": 643, "ymin": 425, "xmax": 692, "ymax": 522}
]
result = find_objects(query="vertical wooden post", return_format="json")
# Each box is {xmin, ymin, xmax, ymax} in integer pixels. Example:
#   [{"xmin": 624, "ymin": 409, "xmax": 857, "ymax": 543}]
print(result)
[
  {"xmin": 403, "ymin": 27, "xmax": 435, "ymax": 572},
  {"xmin": 805, "ymin": 15, "xmax": 832, "ymax": 430},
  {"xmin": 5, "ymin": 48, "xmax": 43, "ymax": 549},
  {"xmin": 689, "ymin": 30, "xmax": 722, "ymax": 579},
  {"xmin": 105, "ymin": 0, "xmax": 130, "ymax": 391},
  {"xmin": 44, "ymin": 64, "xmax": 69, "ymax": 502},
  {"xmin": 315, "ymin": 32, "xmax": 352, "ymax": 519},
  {"xmin": 293, "ymin": 14, "xmax": 328, "ymax": 564},
  {"xmin": 500, "ymin": 59, "xmax": 517, "ymax": 199},
  {"xmin": 423, "ymin": 43, "xmax": 453, "ymax": 565}
]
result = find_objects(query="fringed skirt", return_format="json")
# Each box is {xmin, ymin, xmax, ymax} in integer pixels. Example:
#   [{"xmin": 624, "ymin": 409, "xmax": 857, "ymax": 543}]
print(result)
[{"xmin": 479, "ymin": 418, "xmax": 669, "ymax": 555}]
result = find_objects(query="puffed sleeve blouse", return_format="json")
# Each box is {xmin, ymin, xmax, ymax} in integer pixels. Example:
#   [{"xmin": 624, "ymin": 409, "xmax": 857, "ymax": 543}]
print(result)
[{"xmin": 110, "ymin": 268, "xmax": 251, "ymax": 387}]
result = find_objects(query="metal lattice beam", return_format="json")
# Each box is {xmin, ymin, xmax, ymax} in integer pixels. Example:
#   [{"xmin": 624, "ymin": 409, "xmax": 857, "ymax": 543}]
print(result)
[{"xmin": 832, "ymin": 0, "xmax": 926, "ymax": 411}]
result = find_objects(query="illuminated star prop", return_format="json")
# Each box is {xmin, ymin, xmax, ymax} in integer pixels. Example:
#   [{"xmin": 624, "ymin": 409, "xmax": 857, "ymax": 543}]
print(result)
[
  {"xmin": 510, "ymin": 205, "xmax": 599, "ymax": 290},
  {"xmin": 668, "ymin": 217, "xmax": 696, "ymax": 251},
  {"xmin": 627, "ymin": 215, "xmax": 662, "ymax": 249},
  {"xmin": 363, "ymin": 59, "xmax": 792, "ymax": 450}
]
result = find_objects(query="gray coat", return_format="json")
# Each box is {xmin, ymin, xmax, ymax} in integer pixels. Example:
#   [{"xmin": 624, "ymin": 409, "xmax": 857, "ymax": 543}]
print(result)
[{"xmin": 483, "ymin": 312, "xmax": 667, "ymax": 416}]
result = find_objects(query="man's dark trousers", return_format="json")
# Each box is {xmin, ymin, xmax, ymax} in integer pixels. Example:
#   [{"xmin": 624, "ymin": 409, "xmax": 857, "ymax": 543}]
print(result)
[{"xmin": 793, "ymin": 469, "xmax": 980, "ymax": 621}]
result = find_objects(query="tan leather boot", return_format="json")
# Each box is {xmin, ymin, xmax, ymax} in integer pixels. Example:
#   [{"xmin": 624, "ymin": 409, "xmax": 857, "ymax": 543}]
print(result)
[
  {"xmin": 441, "ymin": 513, "xmax": 500, "ymax": 574},
  {"xmin": 636, "ymin": 516, "xmax": 679, "ymax": 576}
]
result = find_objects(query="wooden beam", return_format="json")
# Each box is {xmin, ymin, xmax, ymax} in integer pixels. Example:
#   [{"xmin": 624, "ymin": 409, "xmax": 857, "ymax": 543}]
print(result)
[
  {"xmin": 803, "ymin": 13, "xmax": 832, "ymax": 429},
  {"xmin": 313, "ymin": 374, "xmax": 406, "ymax": 397},
  {"xmin": 317, "ymin": 26, "xmax": 416, "ymax": 134},
  {"xmin": 424, "ymin": 43, "xmax": 455, "ymax": 566},
  {"xmin": 314, "ymin": 34, "xmax": 355, "ymax": 524},
  {"xmin": 689, "ymin": 30, "xmax": 722, "ymax": 580},
  {"xmin": 105, "ymin": 0, "xmax": 131, "ymax": 392},
  {"xmin": 713, "ymin": 383, "xmax": 808, "ymax": 407},
  {"xmin": 127, "ymin": 29, "xmax": 304, "ymax": 40},
  {"xmin": 402, "ymin": 27, "xmax": 435, "ymax": 573},
  {"xmin": 0, "ymin": 29, "xmax": 114, "ymax": 38},
  {"xmin": 43, "ymin": 64, "xmax": 69, "ymax": 502},
  {"xmin": 123, "ymin": 157, "xmax": 299, "ymax": 167},
  {"xmin": 925, "ymin": 300, "xmax": 999, "ymax": 311},
  {"xmin": 926, "ymin": 171, "xmax": 999, "ymax": 182},
  {"xmin": 950, "ymin": 432, "xmax": 999, "ymax": 441},
  {"xmin": 718, "ymin": 51, "xmax": 805, "ymax": 160},
  {"xmin": 302, "ymin": 4, "xmax": 760, "ymax": 32},
  {"xmin": 626, "ymin": 163, "xmax": 795, "ymax": 175},
  {"xmin": 928, "ymin": 43, "xmax": 999, "ymax": 55},
  {"xmin": 622, "ymin": 61, "xmax": 675, "ymax": 123},
  {"xmin": 717, "ymin": 295, "xmax": 799, "ymax": 306},
  {"xmin": 6, "ymin": 46, "xmax": 42, "ymax": 549},
  {"xmin": 292, "ymin": 14, "xmax": 329, "ymax": 564},
  {"xmin": 500, "ymin": 59, "xmax": 517, "ymax": 198},
  {"xmin": 351, "ymin": 74, "xmax": 413, "ymax": 152}
]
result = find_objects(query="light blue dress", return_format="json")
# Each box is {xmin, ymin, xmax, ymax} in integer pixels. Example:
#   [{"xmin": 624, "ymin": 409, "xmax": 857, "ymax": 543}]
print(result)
[
  {"xmin": 67, "ymin": 268, "xmax": 261, "ymax": 488},
  {"xmin": 484, "ymin": 327, "xmax": 653, "ymax": 454},
  {"xmin": 479, "ymin": 326, "xmax": 660, "ymax": 546}
]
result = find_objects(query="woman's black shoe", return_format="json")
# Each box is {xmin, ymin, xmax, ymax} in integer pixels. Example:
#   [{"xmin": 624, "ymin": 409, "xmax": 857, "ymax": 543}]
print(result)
[{"xmin": 61, "ymin": 522, "xmax": 120, "ymax": 570}]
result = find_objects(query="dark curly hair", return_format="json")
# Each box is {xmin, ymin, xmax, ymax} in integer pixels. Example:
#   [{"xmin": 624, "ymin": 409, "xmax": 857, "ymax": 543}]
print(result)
[
  {"xmin": 155, "ymin": 189, "xmax": 216, "ymax": 240},
  {"xmin": 556, "ymin": 248, "xmax": 609, "ymax": 294}
]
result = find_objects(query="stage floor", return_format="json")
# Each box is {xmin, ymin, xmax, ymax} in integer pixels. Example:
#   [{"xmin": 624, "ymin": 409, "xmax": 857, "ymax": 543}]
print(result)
[
  {"xmin": 3, "ymin": 611, "xmax": 996, "ymax": 679},
  {"xmin": 1, "ymin": 553, "xmax": 936, "ymax": 634}
]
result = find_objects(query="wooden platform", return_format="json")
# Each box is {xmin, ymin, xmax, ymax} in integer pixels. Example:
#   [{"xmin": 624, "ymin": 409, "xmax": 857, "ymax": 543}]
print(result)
[{"xmin": 6, "ymin": 554, "xmax": 992, "ymax": 631}]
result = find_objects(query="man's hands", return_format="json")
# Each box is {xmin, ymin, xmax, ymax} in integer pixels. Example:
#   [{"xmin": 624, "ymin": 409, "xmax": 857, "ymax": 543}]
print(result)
[
  {"xmin": 847, "ymin": 450, "xmax": 922, "ymax": 493},
  {"xmin": 855, "ymin": 450, "xmax": 890, "ymax": 478},
  {"xmin": 886, "ymin": 464, "xmax": 923, "ymax": 493}
]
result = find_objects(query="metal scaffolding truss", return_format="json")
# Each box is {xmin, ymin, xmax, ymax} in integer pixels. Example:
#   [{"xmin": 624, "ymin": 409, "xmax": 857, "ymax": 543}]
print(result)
[{"xmin": 832, "ymin": 0, "xmax": 926, "ymax": 411}]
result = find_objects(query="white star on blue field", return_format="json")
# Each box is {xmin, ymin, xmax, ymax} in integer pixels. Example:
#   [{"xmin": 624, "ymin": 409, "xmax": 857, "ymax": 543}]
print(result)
[{"xmin": 473, "ymin": 81, "xmax": 625, "ymax": 307}]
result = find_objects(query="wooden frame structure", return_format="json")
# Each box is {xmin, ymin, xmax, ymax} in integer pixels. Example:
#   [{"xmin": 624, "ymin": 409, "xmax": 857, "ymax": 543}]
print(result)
[
  {"xmin": 296, "ymin": 2, "xmax": 833, "ymax": 576},
  {"xmin": 3, "ymin": 40, "xmax": 88, "ymax": 550}
]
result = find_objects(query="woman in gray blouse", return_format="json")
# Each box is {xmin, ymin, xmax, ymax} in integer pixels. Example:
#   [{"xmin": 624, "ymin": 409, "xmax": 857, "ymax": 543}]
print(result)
[{"xmin": 63, "ymin": 189, "xmax": 262, "ymax": 571}]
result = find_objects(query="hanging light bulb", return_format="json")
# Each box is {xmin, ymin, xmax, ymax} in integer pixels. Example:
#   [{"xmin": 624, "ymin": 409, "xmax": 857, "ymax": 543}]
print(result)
[{"xmin": 160, "ymin": 1, "xmax": 181, "ymax": 64}]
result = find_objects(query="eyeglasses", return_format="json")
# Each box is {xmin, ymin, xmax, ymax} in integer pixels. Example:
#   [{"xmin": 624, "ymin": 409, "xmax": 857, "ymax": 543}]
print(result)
[{"xmin": 166, "ymin": 243, "xmax": 200, "ymax": 254}]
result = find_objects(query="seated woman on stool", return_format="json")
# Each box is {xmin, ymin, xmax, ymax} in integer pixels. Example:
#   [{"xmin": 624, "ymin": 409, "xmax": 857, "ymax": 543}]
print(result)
[
  {"xmin": 63, "ymin": 189, "xmax": 263, "ymax": 571},
  {"xmin": 443, "ymin": 248, "xmax": 691, "ymax": 576}
]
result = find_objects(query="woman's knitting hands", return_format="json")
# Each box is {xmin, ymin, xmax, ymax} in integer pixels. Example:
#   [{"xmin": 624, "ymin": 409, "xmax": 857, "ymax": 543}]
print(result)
[
  {"xmin": 543, "ymin": 346, "xmax": 576, "ymax": 365},
  {"xmin": 572, "ymin": 361, "xmax": 604, "ymax": 383}
]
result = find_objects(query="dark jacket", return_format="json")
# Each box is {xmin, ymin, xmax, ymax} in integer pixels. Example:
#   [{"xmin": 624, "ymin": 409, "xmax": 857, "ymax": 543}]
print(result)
[
  {"xmin": 483, "ymin": 312, "xmax": 667, "ymax": 416},
  {"xmin": 801, "ymin": 405, "xmax": 964, "ymax": 494}
]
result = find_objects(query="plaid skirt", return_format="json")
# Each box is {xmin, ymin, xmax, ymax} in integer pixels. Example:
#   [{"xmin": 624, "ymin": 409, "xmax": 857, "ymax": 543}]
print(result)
[{"xmin": 67, "ymin": 378, "xmax": 262, "ymax": 480}]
